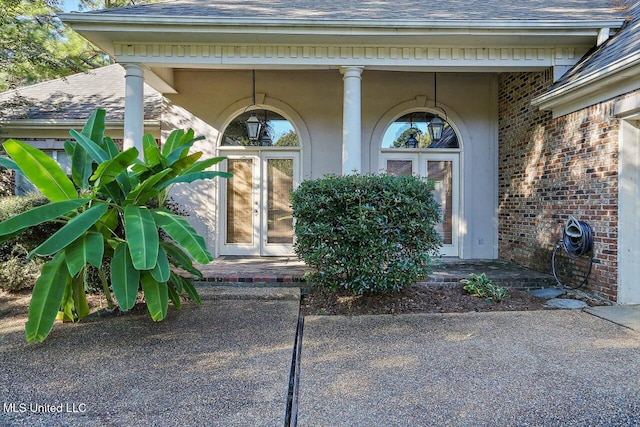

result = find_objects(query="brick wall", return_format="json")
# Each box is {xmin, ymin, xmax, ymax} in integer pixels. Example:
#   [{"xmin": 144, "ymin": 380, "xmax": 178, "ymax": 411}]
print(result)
[{"xmin": 498, "ymin": 70, "xmax": 621, "ymax": 302}]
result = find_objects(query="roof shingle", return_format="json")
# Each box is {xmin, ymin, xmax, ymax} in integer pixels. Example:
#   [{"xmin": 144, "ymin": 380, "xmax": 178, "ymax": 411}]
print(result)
[{"xmin": 0, "ymin": 65, "xmax": 161, "ymax": 122}]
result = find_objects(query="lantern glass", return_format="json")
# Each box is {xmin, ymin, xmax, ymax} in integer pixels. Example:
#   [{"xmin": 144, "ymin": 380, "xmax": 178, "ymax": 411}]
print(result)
[
  {"xmin": 428, "ymin": 116, "xmax": 444, "ymax": 142},
  {"xmin": 246, "ymin": 113, "xmax": 262, "ymax": 141}
]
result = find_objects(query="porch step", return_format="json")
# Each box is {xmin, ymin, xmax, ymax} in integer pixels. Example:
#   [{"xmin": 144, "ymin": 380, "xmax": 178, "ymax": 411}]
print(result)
[
  {"xmin": 421, "ymin": 259, "xmax": 556, "ymax": 290},
  {"xmin": 194, "ymin": 257, "xmax": 555, "ymax": 290}
]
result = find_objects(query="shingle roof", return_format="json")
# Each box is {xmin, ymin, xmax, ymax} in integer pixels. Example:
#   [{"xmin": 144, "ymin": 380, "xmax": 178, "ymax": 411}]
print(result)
[
  {"xmin": 550, "ymin": 1, "xmax": 640, "ymax": 90},
  {"xmin": 0, "ymin": 65, "xmax": 162, "ymax": 122},
  {"xmin": 76, "ymin": 0, "xmax": 625, "ymax": 22}
]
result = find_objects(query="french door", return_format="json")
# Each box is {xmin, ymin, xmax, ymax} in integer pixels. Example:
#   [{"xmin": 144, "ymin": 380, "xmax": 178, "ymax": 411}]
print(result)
[
  {"xmin": 220, "ymin": 151, "xmax": 300, "ymax": 256},
  {"xmin": 381, "ymin": 151, "xmax": 460, "ymax": 257}
]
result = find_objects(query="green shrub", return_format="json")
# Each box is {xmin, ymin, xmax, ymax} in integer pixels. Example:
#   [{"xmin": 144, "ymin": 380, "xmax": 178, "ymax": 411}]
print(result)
[
  {"xmin": 0, "ymin": 193, "xmax": 59, "ymax": 254},
  {"xmin": 0, "ymin": 244, "xmax": 43, "ymax": 291},
  {"xmin": 291, "ymin": 174, "xmax": 442, "ymax": 294},
  {"xmin": 461, "ymin": 273, "xmax": 510, "ymax": 302}
]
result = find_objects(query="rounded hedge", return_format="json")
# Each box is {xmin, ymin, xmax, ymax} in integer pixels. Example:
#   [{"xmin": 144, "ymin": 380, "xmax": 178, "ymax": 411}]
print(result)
[{"xmin": 291, "ymin": 174, "xmax": 442, "ymax": 294}]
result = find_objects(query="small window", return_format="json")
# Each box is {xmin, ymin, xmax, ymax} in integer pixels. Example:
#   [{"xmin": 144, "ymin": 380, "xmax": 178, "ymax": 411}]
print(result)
[
  {"xmin": 382, "ymin": 112, "xmax": 459, "ymax": 149},
  {"xmin": 221, "ymin": 109, "xmax": 299, "ymax": 147}
]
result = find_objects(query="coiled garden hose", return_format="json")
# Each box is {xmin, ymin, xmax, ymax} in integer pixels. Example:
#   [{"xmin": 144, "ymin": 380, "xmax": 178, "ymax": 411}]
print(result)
[{"xmin": 552, "ymin": 217, "xmax": 594, "ymax": 289}]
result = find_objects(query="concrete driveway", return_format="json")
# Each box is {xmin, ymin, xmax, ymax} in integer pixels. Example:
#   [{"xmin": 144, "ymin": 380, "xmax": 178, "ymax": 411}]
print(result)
[
  {"xmin": 1, "ymin": 287, "xmax": 639, "ymax": 426},
  {"xmin": 299, "ymin": 310, "xmax": 640, "ymax": 426}
]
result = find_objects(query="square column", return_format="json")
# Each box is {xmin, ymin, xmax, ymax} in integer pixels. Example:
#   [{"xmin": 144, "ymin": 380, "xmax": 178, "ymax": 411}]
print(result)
[{"xmin": 341, "ymin": 66, "xmax": 364, "ymax": 174}]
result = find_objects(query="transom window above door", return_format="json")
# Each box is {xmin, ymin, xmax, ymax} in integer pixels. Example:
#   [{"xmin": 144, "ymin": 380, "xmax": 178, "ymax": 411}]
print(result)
[
  {"xmin": 221, "ymin": 109, "xmax": 299, "ymax": 147},
  {"xmin": 382, "ymin": 111, "xmax": 459, "ymax": 149}
]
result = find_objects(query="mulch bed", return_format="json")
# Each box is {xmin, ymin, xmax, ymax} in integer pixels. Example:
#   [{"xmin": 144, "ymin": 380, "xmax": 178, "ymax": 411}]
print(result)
[{"xmin": 300, "ymin": 285, "xmax": 549, "ymax": 316}]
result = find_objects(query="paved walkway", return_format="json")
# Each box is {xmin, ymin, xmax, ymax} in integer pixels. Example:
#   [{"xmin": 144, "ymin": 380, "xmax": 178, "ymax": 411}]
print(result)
[{"xmin": 1, "ymin": 287, "xmax": 638, "ymax": 426}]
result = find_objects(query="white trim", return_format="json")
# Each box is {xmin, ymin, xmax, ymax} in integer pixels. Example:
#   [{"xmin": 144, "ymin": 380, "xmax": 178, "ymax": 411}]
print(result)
[
  {"xmin": 61, "ymin": 13, "xmax": 624, "ymax": 31},
  {"xmin": 215, "ymin": 96, "xmax": 312, "ymax": 178},
  {"xmin": 532, "ymin": 54, "xmax": 640, "ymax": 117},
  {"xmin": 618, "ymin": 119, "xmax": 640, "ymax": 304},
  {"xmin": 112, "ymin": 43, "xmax": 588, "ymax": 73}
]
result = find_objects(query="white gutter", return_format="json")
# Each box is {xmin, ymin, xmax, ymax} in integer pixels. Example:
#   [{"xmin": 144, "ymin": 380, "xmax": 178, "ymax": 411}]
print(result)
[{"xmin": 60, "ymin": 13, "xmax": 624, "ymax": 31}]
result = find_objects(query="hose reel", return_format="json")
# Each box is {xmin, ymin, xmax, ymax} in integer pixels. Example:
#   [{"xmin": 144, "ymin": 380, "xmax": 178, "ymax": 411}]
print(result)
[{"xmin": 552, "ymin": 216, "xmax": 594, "ymax": 289}]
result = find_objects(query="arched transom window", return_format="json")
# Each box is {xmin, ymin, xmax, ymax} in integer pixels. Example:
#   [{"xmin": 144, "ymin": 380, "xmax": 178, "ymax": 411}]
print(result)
[
  {"xmin": 382, "ymin": 111, "xmax": 459, "ymax": 149},
  {"xmin": 221, "ymin": 109, "xmax": 299, "ymax": 147}
]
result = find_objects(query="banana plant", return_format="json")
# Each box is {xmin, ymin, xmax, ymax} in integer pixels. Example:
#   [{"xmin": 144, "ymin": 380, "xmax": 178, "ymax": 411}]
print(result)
[{"xmin": 0, "ymin": 108, "xmax": 231, "ymax": 342}]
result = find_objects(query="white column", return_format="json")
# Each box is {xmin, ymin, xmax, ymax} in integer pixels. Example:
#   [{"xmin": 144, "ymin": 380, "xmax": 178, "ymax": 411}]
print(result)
[
  {"xmin": 341, "ymin": 66, "xmax": 364, "ymax": 174},
  {"xmin": 123, "ymin": 63, "xmax": 145, "ymax": 156}
]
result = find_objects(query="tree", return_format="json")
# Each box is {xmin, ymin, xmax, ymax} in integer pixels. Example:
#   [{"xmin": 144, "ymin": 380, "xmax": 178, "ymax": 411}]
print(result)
[
  {"xmin": 274, "ymin": 130, "xmax": 299, "ymax": 147},
  {"xmin": 0, "ymin": 0, "xmax": 108, "ymax": 91}
]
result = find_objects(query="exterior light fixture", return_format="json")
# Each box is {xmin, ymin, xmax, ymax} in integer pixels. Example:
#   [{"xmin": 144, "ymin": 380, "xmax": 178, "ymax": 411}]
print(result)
[
  {"xmin": 406, "ymin": 133, "xmax": 418, "ymax": 148},
  {"xmin": 428, "ymin": 73, "xmax": 447, "ymax": 143},
  {"xmin": 259, "ymin": 110, "xmax": 272, "ymax": 146},
  {"xmin": 406, "ymin": 115, "xmax": 418, "ymax": 148},
  {"xmin": 245, "ymin": 70, "xmax": 262, "ymax": 141}
]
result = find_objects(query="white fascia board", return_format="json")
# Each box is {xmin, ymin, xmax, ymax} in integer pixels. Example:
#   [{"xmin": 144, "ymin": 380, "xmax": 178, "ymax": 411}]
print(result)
[
  {"xmin": 532, "ymin": 52, "xmax": 640, "ymax": 117},
  {"xmin": 59, "ymin": 13, "xmax": 624, "ymax": 30}
]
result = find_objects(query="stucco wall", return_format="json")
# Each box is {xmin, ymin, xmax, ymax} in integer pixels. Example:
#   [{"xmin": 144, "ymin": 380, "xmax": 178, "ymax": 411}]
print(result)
[
  {"xmin": 498, "ymin": 70, "xmax": 622, "ymax": 302},
  {"xmin": 164, "ymin": 69, "xmax": 499, "ymax": 259}
]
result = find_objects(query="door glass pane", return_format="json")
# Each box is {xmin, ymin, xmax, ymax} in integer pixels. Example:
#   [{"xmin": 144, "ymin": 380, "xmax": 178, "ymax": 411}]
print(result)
[
  {"xmin": 428, "ymin": 160, "xmax": 453, "ymax": 245},
  {"xmin": 386, "ymin": 160, "xmax": 413, "ymax": 176},
  {"xmin": 226, "ymin": 159, "xmax": 253, "ymax": 244},
  {"xmin": 267, "ymin": 158, "xmax": 294, "ymax": 244}
]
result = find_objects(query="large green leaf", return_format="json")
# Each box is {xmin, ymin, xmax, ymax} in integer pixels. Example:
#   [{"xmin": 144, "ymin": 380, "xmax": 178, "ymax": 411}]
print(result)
[
  {"xmin": 69, "ymin": 129, "xmax": 109, "ymax": 163},
  {"xmin": 111, "ymin": 242, "xmax": 140, "ymax": 311},
  {"xmin": 124, "ymin": 205, "xmax": 159, "ymax": 270},
  {"xmin": 71, "ymin": 144, "xmax": 93, "ymax": 190},
  {"xmin": 65, "ymin": 232, "xmax": 104, "ymax": 277},
  {"xmin": 162, "ymin": 242, "xmax": 203, "ymax": 279},
  {"xmin": 30, "ymin": 203, "xmax": 109, "ymax": 257},
  {"xmin": 103, "ymin": 137, "xmax": 120, "ymax": 159},
  {"xmin": 157, "ymin": 171, "xmax": 232, "ymax": 190},
  {"xmin": 166, "ymin": 136, "xmax": 205, "ymax": 165},
  {"xmin": 0, "ymin": 198, "xmax": 89, "ymax": 237},
  {"xmin": 181, "ymin": 156, "xmax": 226, "ymax": 175},
  {"xmin": 167, "ymin": 282, "xmax": 182, "ymax": 310},
  {"xmin": 59, "ymin": 281, "xmax": 75, "ymax": 322},
  {"xmin": 161, "ymin": 129, "xmax": 185, "ymax": 157},
  {"xmin": 25, "ymin": 252, "xmax": 71, "ymax": 342},
  {"xmin": 90, "ymin": 147, "xmax": 139, "ymax": 187},
  {"xmin": 140, "ymin": 271, "xmax": 168, "ymax": 321},
  {"xmin": 169, "ymin": 152, "xmax": 202, "ymax": 177},
  {"xmin": 3, "ymin": 139, "xmax": 78, "ymax": 202},
  {"xmin": 150, "ymin": 246, "xmax": 170, "ymax": 283},
  {"xmin": 153, "ymin": 210, "xmax": 213, "ymax": 264},
  {"xmin": 0, "ymin": 156, "xmax": 20, "ymax": 171},
  {"xmin": 72, "ymin": 273, "xmax": 90, "ymax": 319},
  {"xmin": 143, "ymin": 134, "xmax": 163, "ymax": 168},
  {"xmin": 125, "ymin": 169, "xmax": 172, "ymax": 206},
  {"xmin": 181, "ymin": 276, "xmax": 202, "ymax": 306},
  {"xmin": 81, "ymin": 108, "xmax": 106, "ymax": 145}
]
